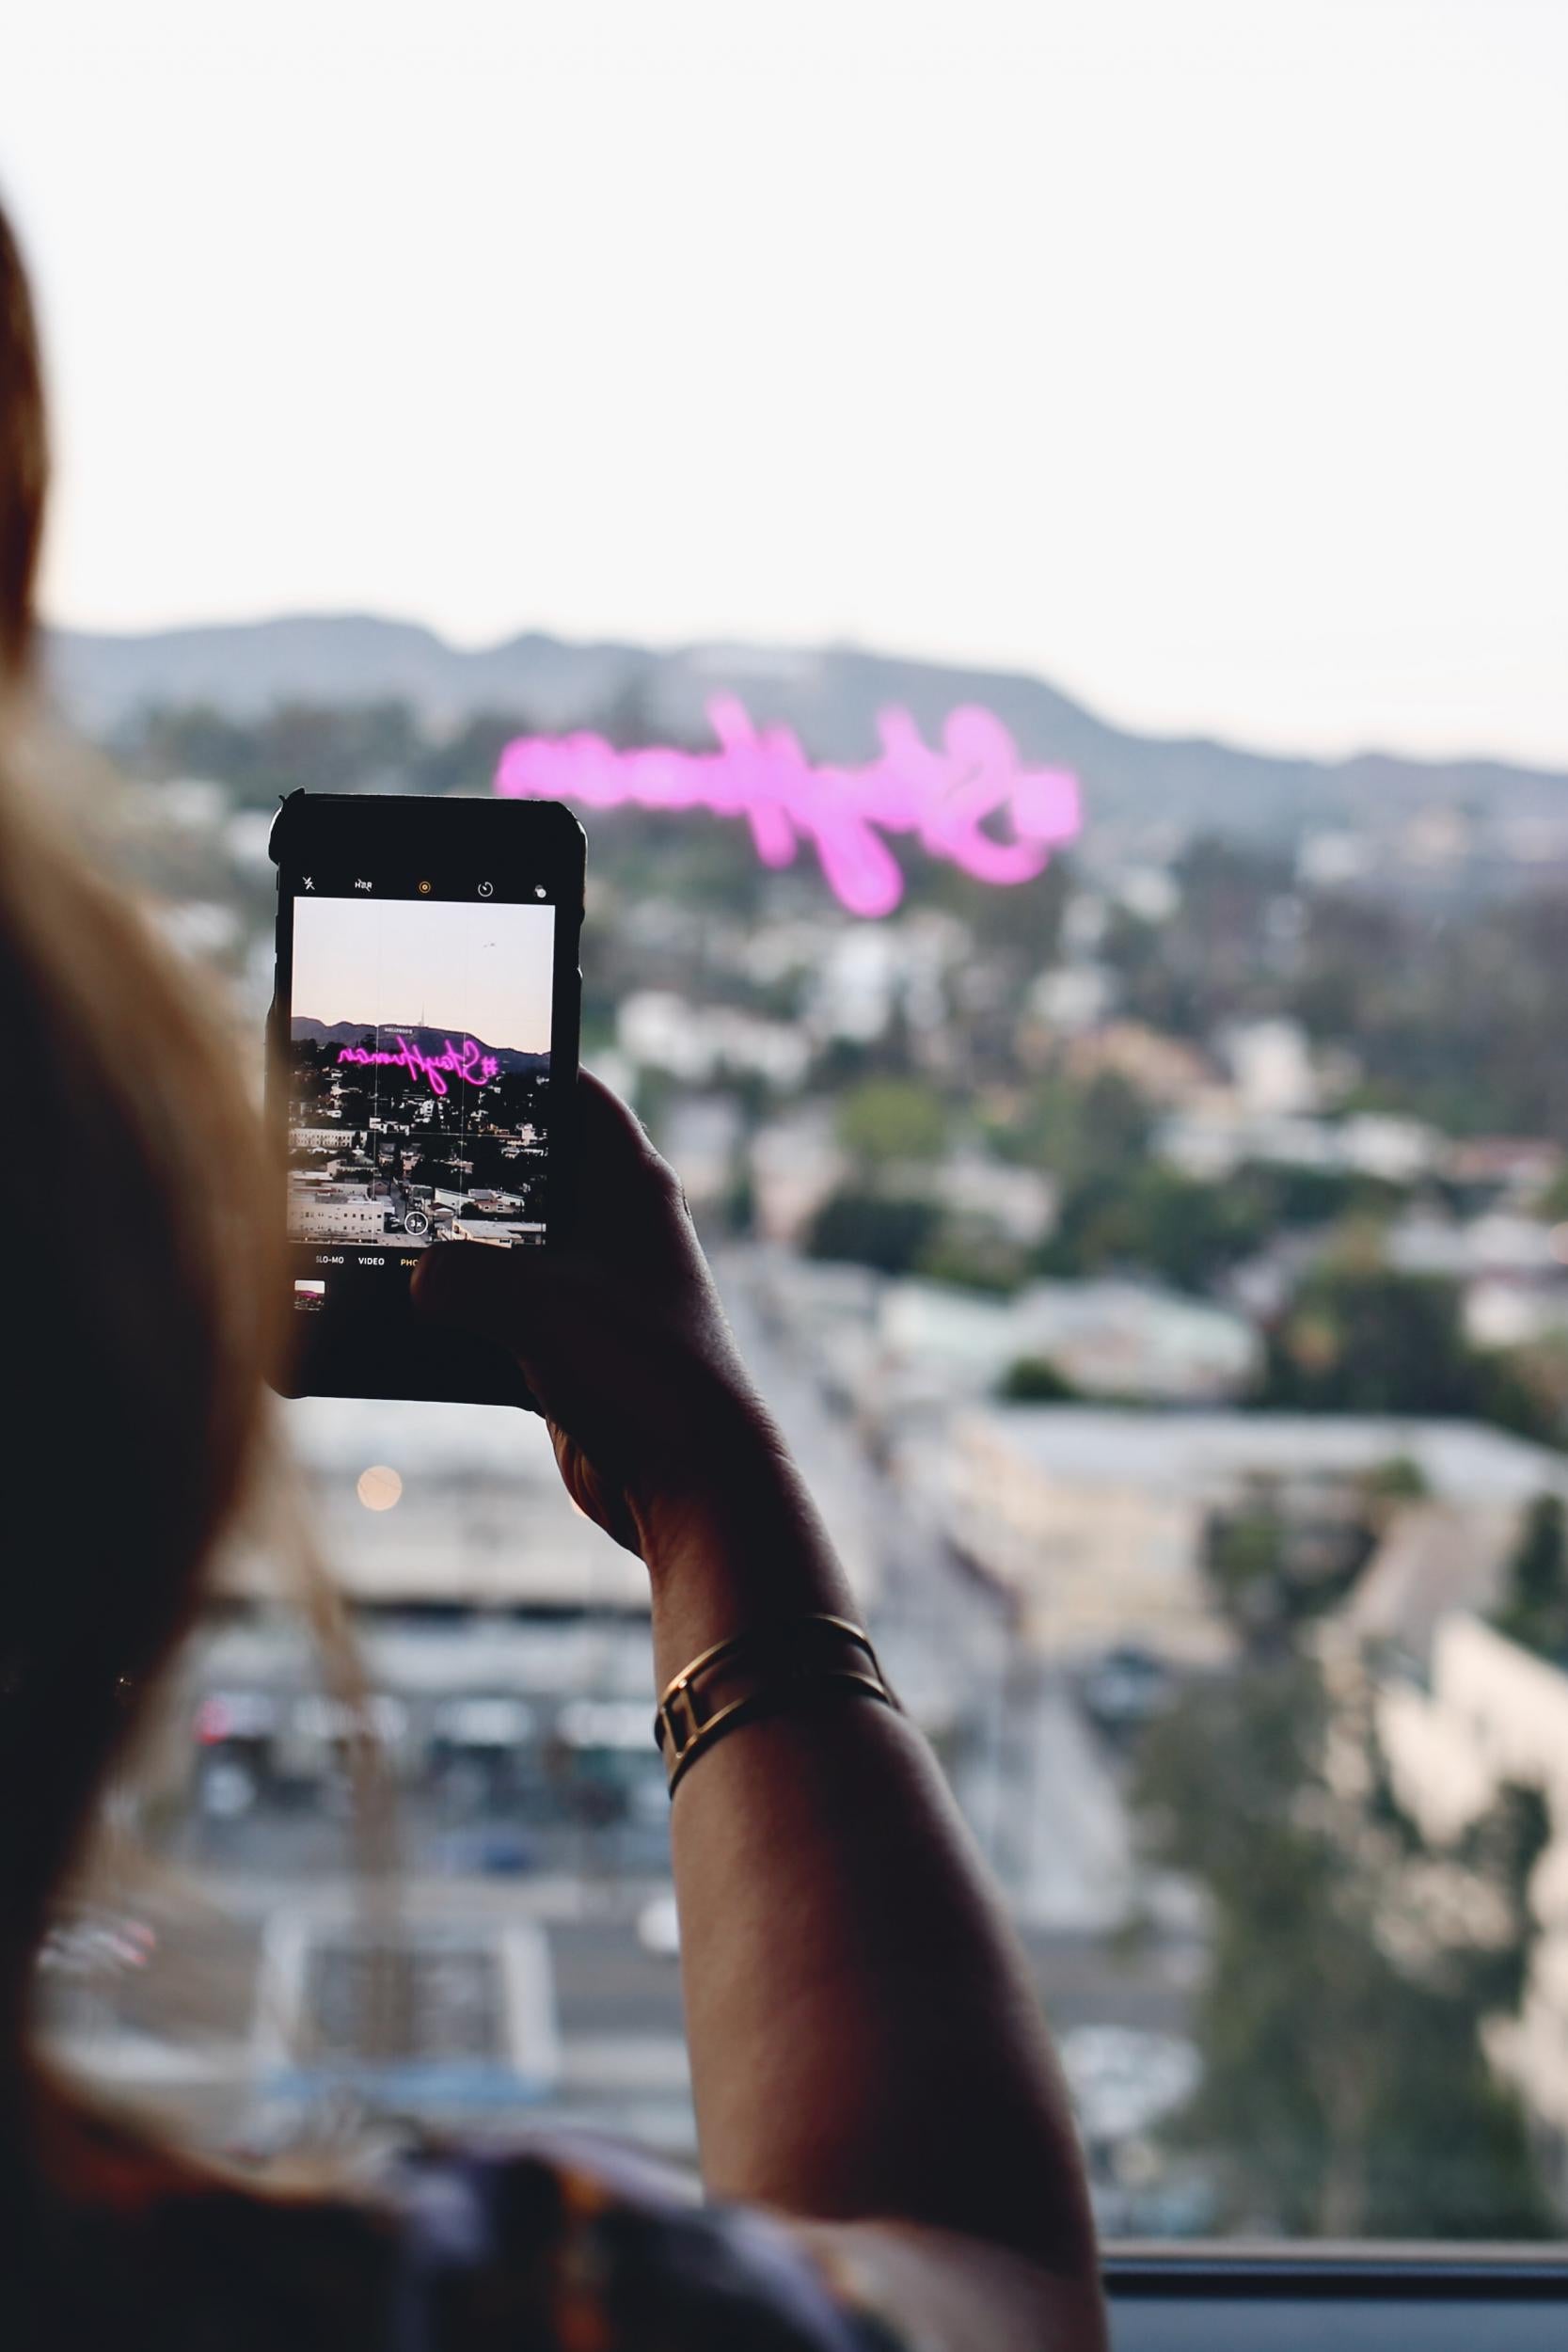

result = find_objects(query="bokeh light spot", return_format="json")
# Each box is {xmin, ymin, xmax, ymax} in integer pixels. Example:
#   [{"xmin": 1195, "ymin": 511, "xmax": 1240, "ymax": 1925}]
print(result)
[{"xmin": 356, "ymin": 1465, "xmax": 404, "ymax": 1512}]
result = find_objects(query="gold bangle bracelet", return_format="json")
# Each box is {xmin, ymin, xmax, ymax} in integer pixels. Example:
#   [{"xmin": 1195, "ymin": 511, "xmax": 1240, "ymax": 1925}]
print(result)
[{"xmin": 653, "ymin": 1613, "xmax": 898, "ymax": 1798}]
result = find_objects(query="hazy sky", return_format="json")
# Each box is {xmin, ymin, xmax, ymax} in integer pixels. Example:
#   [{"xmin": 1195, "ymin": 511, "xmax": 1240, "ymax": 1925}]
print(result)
[
  {"xmin": 2, "ymin": 1, "xmax": 1564, "ymax": 764},
  {"xmin": 292, "ymin": 896, "xmax": 556, "ymax": 1051}
]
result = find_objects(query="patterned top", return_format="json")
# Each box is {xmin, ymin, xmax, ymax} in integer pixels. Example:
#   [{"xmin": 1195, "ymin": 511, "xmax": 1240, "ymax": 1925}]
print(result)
[{"xmin": 23, "ymin": 2133, "xmax": 910, "ymax": 2351}]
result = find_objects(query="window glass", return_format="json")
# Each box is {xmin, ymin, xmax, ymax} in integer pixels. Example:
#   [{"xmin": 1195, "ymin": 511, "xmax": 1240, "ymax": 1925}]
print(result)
[{"xmin": 8, "ymin": 0, "xmax": 1568, "ymax": 2244}]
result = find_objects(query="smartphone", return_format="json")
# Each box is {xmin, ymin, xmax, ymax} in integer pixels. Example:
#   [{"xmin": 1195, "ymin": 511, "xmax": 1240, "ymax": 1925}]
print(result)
[{"xmin": 267, "ymin": 790, "xmax": 585, "ymax": 1405}]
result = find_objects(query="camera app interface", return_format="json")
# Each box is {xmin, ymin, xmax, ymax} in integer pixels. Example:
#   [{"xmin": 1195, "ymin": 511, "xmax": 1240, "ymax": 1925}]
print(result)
[{"xmin": 285, "ymin": 877, "xmax": 556, "ymax": 1310}]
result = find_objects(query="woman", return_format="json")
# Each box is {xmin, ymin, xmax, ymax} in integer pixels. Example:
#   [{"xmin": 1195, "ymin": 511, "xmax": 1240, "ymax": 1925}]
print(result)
[{"xmin": 0, "ymin": 201, "xmax": 1105, "ymax": 2348}]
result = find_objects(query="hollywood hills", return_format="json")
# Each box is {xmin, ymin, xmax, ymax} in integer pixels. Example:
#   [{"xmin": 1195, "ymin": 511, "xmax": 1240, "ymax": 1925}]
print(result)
[
  {"xmin": 49, "ymin": 612, "xmax": 1568, "ymax": 863},
  {"xmin": 291, "ymin": 1018, "xmax": 548, "ymax": 1077}
]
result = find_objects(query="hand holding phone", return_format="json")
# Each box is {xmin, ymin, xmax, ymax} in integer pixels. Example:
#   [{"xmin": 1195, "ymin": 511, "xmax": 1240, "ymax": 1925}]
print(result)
[
  {"xmin": 267, "ymin": 790, "xmax": 584, "ymax": 1405},
  {"xmin": 411, "ymin": 1073, "xmax": 793, "ymax": 1561}
]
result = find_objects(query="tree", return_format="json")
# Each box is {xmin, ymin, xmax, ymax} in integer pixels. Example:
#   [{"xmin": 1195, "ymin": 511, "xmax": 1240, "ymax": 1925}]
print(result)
[
  {"xmin": 1492, "ymin": 1495, "xmax": 1568, "ymax": 1664},
  {"xmin": 126, "ymin": 697, "xmax": 423, "ymax": 806},
  {"xmin": 490, "ymin": 1068, "xmax": 548, "ymax": 1128},
  {"xmin": 834, "ymin": 1078, "xmax": 948, "ymax": 1167},
  {"xmin": 1201, "ymin": 1484, "xmax": 1376, "ymax": 1653},
  {"xmin": 1291, "ymin": 884, "xmax": 1568, "ymax": 1140},
  {"xmin": 463, "ymin": 1133, "xmax": 512, "ymax": 1190},
  {"xmin": 1097, "ymin": 834, "xmax": 1295, "ymax": 1041},
  {"xmin": 1205, "ymin": 1504, "xmax": 1291, "ymax": 1641},
  {"xmin": 998, "ymin": 1356, "xmax": 1078, "ymax": 1403},
  {"xmin": 991, "ymin": 1070, "xmax": 1151, "ymax": 1190},
  {"xmin": 1261, "ymin": 1163, "xmax": 1407, "ymax": 1230},
  {"xmin": 805, "ymin": 1191, "xmax": 937, "ymax": 1276},
  {"xmin": 291, "ymin": 1055, "xmax": 332, "ymax": 1111},
  {"xmin": 1261, "ymin": 1265, "xmax": 1561, "ymax": 1443},
  {"xmin": 1534, "ymin": 1165, "xmax": 1568, "ymax": 1222},
  {"xmin": 1362, "ymin": 1454, "xmax": 1430, "ymax": 1505},
  {"xmin": 901, "ymin": 842, "xmax": 1070, "ymax": 961},
  {"xmin": 1264, "ymin": 1268, "xmax": 1469, "ymax": 1416},
  {"xmin": 408, "ymin": 708, "xmax": 534, "ymax": 797},
  {"xmin": 1455, "ymin": 1784, "xmax": 1552, "ymax": 2015},
  {"xmin": 1037, "ymin": 1163, "xmax": 1274, "ymax": 1294},
  {"xmin": 1131, "ymin": 1661, "xmax": 1556, "ymax": 2237},
  {"xmin": 917, "ymin": 1225, "xmax": 1028, "ymax": 1295}
]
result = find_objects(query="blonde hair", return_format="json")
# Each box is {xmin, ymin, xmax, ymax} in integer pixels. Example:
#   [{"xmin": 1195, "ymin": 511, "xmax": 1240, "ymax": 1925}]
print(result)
[{"xmin": 0, "ymin": 205, "xmax": 281, "ymax": 2035}]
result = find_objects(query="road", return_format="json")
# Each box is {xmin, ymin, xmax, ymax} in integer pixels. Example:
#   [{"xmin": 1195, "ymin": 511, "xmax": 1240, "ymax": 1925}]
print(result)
[{"xmin": 715, "ymin": 1246, "xmax": 1141, "ymax": 1931}]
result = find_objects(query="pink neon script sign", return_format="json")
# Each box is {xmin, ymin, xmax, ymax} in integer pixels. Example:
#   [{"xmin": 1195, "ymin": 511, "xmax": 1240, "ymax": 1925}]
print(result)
[
  {"xmin": 493, "ymin": 695, "xmax": 1081, "ymax": 918},
  {"xmin": 338, "ymin": 1035, "xmax": 499, "ymax": 1097}
]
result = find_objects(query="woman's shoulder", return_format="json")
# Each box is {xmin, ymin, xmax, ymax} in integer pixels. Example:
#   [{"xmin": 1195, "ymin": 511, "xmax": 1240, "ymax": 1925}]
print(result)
[
  {"xmin": 391, "ymin": 2147, "xmax": 1099, "ymax": 2352},
  {"xmin": 41, "ymin": 2131, "xmax": 909, "ymax": 2351},
  {"xmin": 388, "ymin": 2135, "xmax": 909, "ymax": 2348}
]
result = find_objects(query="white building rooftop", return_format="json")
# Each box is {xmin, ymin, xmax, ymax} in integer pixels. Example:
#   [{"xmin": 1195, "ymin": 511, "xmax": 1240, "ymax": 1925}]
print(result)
[
  {"xmin": 958, "ymin": 1406, "xmax": 1568, "ymax": 1505},
  {"xmin": 226, "ymin": 1398, "xmax": 650, "ymax": 1612}
]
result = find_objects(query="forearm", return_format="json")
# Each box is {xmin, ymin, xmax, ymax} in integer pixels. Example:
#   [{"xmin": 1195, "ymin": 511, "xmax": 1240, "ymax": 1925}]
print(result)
[{"xmin": 647, "ymin": 1459, "xmax": 1098, "ymax": 2276}]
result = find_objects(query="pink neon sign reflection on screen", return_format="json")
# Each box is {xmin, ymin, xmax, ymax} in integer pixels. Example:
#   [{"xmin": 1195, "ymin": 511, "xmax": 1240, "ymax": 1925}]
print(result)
[
  {"xmin": 494, "ymin": 695, "xmax": 1081, "ymax": 918},
  {"xmin": 337, "ymin": 1035, "xmax": 499, "ymax": 1097}
]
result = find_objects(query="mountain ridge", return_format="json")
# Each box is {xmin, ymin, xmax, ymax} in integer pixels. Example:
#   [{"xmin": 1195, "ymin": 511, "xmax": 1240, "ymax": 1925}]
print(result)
[
  {"xmin": 291, "ymin": 1017, "xmax": 547, "ymax": 1075},
  {"xmin": 47, "ymin": 612, "xmax": 1568, "ymax": 848}
]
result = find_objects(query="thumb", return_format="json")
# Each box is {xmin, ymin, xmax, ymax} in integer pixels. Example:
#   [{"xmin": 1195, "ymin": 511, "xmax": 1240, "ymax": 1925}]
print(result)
[
  {"xmin": 411, "ymin": 1237, "xmax": 555, "ymax": 1340},
  {"xmin": 410, "ymin": 1238, "xmax": 617, "ymax": 1372}
]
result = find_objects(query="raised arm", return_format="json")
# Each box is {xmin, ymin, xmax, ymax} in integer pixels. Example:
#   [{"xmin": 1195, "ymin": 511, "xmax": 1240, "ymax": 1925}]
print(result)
[{"xmin": 414, "ymin": 1077, "xmax": 1105, "ymax": 2348}]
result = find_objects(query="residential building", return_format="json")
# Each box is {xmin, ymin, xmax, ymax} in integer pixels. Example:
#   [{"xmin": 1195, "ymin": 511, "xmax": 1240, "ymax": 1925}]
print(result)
[
  {"xmin": 617, "ymin": 990, "xmax": 811, "ymax": 1089},
  {"xmin": 659, "ymin": 1094, "xmax": 744, "ymax": 1213},
  {"xmin": 1387, "ymin": 1211, "xmax": 1560, "ymax": 1282},
  {"xmin": 288, "ymin": 1189, "xmax": 388, "ymax": 1242},
  {"xmin": 1025, "ymin": 963, "xmax": 1116, "ymax": 1035},
  {"xmin": 222, "ymin": 1396, "xmax": 649, "ymax": 1613},
  {"xmin": 1222, "ymin": 1018, "xmax": 1320, "ymax": 1118},
  {"xmin": 1158, "ymin": 1105, "xmax": 1441, "ymax": 1184},
  {"xmin": 450, "ymin": 1218, "xmax": 544, "ymax": 1244},
  {"xmin": 1063, "ymin": 1021, "xmax": 1214, "ymax": 1107},
  {"xmin": 927, "ymin": 1154, "xmax": 1057, "ymax": 1248},
  {"xmin": 749, "ymin": 1109, "xmax": 846, "ymax": 1243},
  {"xmin": 1465, "ymin": 1279, "xmax": 1568, "ymax": 1352},
  {"xmin": 878, "ymin": 1277, "xmax": 1258, "ymax": 1408},
  {"xmin": 936, "ymin": 1407, "xmax": 1568, "ymax": 1667},
  {"xmin": 1326, "ymin": 1500, "xmax": 1520, "ymax": 1669},
  {"xmin": 1445, "ymin": 1138, "xmax": 1563, "ymax": 1202}
]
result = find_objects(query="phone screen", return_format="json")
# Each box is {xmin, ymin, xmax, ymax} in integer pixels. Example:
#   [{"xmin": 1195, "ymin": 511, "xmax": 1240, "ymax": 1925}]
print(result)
[{"xmin": 281, "ymin": 870, "xmax": 559, "ymax": 1320}]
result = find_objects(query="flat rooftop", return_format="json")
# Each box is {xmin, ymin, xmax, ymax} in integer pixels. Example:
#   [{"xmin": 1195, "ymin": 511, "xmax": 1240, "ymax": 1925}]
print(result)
[{"xmin": 957, "ymin": 1406, "xmax": 1568, "ymax": 1504}]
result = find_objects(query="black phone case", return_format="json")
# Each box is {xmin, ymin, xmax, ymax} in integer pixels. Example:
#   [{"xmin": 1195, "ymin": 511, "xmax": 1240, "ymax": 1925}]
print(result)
[{"xmin": 267, "ymin": 789, "xmax": 584, "ymax": 1408}]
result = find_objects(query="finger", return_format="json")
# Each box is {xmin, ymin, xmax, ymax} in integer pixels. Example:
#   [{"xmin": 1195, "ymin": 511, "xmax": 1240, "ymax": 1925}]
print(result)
[
  {"xmin": 410, "ymin": 1235, "xmax": 596, "ymax": 1341},
  {"xmin": 570, "ymin": 1069, "xmax": 689, "ymax": 1236},
  {"xmin": 410, "ymin": 1070, "xmax": 697, "ymax": 1337},
  {"xmin": 413, "ymin": 1246, "xmax": 640, "ymax": 1453},
  {"xmin": 550, "ymin": 1426, "xmax": 643, "ymax": 1555},
  {"xmin": 451, "ymin": 1068, "xmax": 693, "ymax": 1274},
  {"xmin": 576, "ymin": 1069, "xmax": 664, "ymax": 1187}
]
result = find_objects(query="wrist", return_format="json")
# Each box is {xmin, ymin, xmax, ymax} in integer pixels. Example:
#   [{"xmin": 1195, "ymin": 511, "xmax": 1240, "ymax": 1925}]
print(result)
[
  {"xmin": 632, "ymin": 1419, "xmax": 859, "ymax": 1680},
  {"xmin": 632, "ymin": 1422, "xmax": 816, "ymax": 1582}
]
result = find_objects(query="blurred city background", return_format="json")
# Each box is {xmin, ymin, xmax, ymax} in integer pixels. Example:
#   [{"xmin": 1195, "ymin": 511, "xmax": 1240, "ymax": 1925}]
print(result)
[{"xmin": 8, "ymin": 0, "xmax": 1568, "ymax": 2248}]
